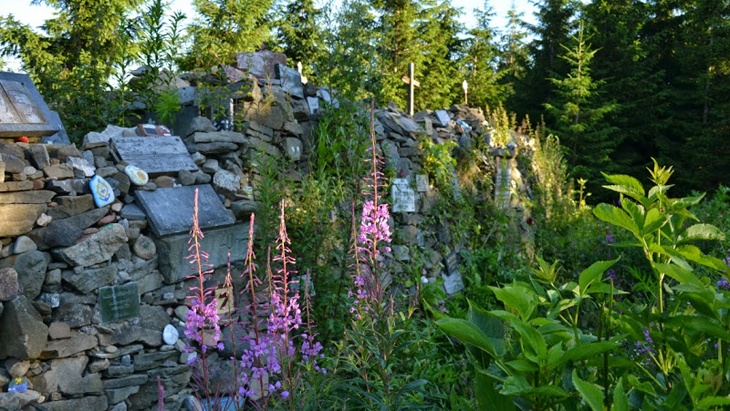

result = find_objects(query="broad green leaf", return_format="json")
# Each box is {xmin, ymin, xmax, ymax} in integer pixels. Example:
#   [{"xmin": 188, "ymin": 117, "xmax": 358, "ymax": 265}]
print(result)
[
  {"xmin": 671, "ymin": 193, "xmax": 706, "ymax": 210},
  {"xmin": 593, "ymin": 204, "xmax": 640, "ymax": 237},
  {"xmin": 642, "ymin": 208, "xmax": 666, "ymax": 235},
  {"xmin": 602, "ymin": 173, "xmax": 646, "ymax": 202},
  {"xmin": 579, "ymin": 257, "xmax": 620, "ymax": 297},
  {"xmin": 627, "ymin": 374, "xmax": 657, "ymax": 396},
  {"xmin": 648, "ymin": 244, "xmax": 692, "ymax": 271},
  {"xmin": 621, "ymin": 199, "xmax": 645, "ymax": 231},
  {"xmin": 501, "ymin": 375, "xmax": 531, "ymax": 396},
  {"xmin": 506, "ymin": 359, "xmax": 539, "ymax": 373},
  {"xmin": 678, "ymin": 223, "xmax": 726, "ymax": 243},
  {"xmin": 476, "ymin": 372, "xmax": 515, "ymax": 411},
  {"xmin": 559, "ymin": 341, "xmax": 619, "ymax": 368},
  {"xmin": 546, "ymin": 343, "xmax": 564, "ymax": 370},
  {"xmin": 653, "ymin": 262, "xmax": 702, "ymax": 286},
  {"xmin": 664, "ymin": 316, "xmax": 730, "ymax": 340},
  {"xmin": 468, "ymin": 300, "xmax": 507, "ymax": 357},
  {"xmin": 506, "ymin": 318, "xmax": 548, "ymax": 362},
  {"xmin": 436, "ymin": 318, "xmax": 503, "ymax": 358},
  {"xmin": 611, "ymin": 377, "xmax": 629, "ymax": 411},
  {"xmin": 676, "ymin": 244, "xmax": 728, "ymax": 271},
  {"xmin": 490, "ymin": 282, "xmax": 538, "ymax": 322},
  {"xmin": 697, "ymin": 397, "xmax": 730, "ymax": 408},
  {"xmin": 572, "ymin": 370, "xmax": 604, "ymax": 411}
]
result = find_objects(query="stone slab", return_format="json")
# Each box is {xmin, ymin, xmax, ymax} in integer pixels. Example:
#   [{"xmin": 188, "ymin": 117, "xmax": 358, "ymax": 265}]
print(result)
[
  {"xmin": 0, "ymin": 204, "xmax": 46, "ymax": 237},
  {"xmin": 276, "ymin": 64, "xmax": 304, "ymax": 99},
  {"xmin": 135, "ymin": 184, "xmax": 234, "ymax": 237},
  {"xmin": 0, "ymin": 72, "xmax": 60, "ymax": 137},
  {"xmin": 435, "ymin": 110, "xmax": 450, "ymax": 127},
  {"xmin": 156, "ymin": 223, "xmax": 249, "ymax": 283},
  {"xmin": 236, "ymin": 51, "xmax": 287, "ymax": 79},
  {"xmin": 99, "ymin": 282, "xmax": 141, "ymax": 323},
  {"xmin": 392, "ymin": 178, "xmax": 416, "ymax": 213},
  {"xmin": 110, "ymin": 136, "xmax": 198, "ymax": 174}
]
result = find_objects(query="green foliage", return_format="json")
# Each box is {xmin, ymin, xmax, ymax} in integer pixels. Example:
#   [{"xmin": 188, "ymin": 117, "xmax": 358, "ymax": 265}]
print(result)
[
  {"xmin": 274, "ymin": 0, "xmax": 323, "ymax": 81},
  {"xmin": 153, "ymin": 88, "xmax": 181, "ymax": 126},
  {"xmin": 419, "ymin": 137, "xmax": 457, "ymax": 194},
  {"xmin": 182, "ymin": 0, "xmax": 273, "ymax": 70}
]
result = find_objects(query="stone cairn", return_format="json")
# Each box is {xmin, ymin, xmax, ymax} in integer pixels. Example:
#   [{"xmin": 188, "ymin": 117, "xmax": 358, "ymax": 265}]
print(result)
[{"xmin": 0, "ymin": 51, "xmax": 531, "ymax": 410}]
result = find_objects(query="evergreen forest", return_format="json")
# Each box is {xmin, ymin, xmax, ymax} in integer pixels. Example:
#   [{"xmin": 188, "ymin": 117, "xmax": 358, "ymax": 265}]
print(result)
[{"xmin": 2, "ymin": 0, "xmax": 729, "ymax": 198}]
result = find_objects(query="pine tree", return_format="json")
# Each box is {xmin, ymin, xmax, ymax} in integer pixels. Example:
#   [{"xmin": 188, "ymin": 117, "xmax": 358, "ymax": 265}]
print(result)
[
  {"xmin": 0, "ymin": 0, "xmax": 143, "ymax": 142},
  {"xmin": 544, "ymin": 22, "xmax": 618, "ymax": 195},
  {"xmin": 497, "ymin": 4, "xmax": 530, "ymax": 100},
  {"xmin": 317, "ymin": 0, "xmax": 381, "ymax": 100},
  {"xmin": 461, "ymin": 1, "xmax": 507, "ymax": 110},
  {"xmin": 513, "ymin": 0, "xmax": 577, "ymax": 120},
  {"xmin": 417, "ymin": 0, "xmax": 464, "ymax": 110},
  {"xmin": 274, "ymin": 0, "xmax": 323, "ymax": 81},
  {"xmin": 183, "ymin": 0, "xmax": 274, "ymax": 69}
]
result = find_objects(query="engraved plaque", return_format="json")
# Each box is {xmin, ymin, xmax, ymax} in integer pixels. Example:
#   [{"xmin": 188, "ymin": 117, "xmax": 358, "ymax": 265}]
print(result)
[
  {"xmin": 0, "ymin": 72, "xmax": 60, "ymax": 137},
  {"xmin": 135, "ymin": 184, "xmax": 234, "ymax": 237},
  {"xmin": 111, "ymin": 136, "xmax": 198, "ymax": 174},
  {"xmin": 156, "ymin": 223, "xmax": 249, "ymax": 283},
  {"xmin": 99, "ymin": 282, "xmax": 141, "ymax": 323},
  {"xmin": 392, "ymin": 178, "xmax": 416, "ymax": 213}
]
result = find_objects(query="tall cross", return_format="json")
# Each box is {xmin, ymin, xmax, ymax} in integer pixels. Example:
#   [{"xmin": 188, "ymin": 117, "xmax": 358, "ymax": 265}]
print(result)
[{"xmin": 401, "ymin": 62, "xmax": 420, "ymax": 116}]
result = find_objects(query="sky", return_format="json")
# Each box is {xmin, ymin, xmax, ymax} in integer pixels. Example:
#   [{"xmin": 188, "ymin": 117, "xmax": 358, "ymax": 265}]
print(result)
[{"xmin": 0, "ymin": 0, "xmax": 536, "ymax": 72}]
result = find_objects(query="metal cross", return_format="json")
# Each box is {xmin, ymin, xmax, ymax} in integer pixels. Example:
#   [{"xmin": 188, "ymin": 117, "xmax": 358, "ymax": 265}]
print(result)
[{"xmin": 401, "ymin": 62, "xmax": 420, "ymax": 116}]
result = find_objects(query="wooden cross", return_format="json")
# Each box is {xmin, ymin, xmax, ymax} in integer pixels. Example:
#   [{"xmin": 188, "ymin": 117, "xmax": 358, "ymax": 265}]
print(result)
[{"xmin": 401, "ymin": 62, "xmax": 420, "ymax": 116}]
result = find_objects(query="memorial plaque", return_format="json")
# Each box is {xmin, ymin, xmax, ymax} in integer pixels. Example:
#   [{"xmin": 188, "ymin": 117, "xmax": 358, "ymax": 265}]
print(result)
[
  {"xmin": 136, "ymin": 184, "xmax": 234, "ymax": 237},
  {"xmin": 99, "ymin": 282, "xmax": 141, "ymax": 323},
  {"xmin": 156, "ymin": 223, "xmax": 249, "ymax": 283},
  {"xmin": 111, "ymin": 136, "xmax": 198, "ymax": 175},
  {"xmin": 0, "ymin": 72, "xmax": 60, "ymax": 137},
  {"xmin": 392, "ymin": 178, "xmax": 416, "ymax": 213}
]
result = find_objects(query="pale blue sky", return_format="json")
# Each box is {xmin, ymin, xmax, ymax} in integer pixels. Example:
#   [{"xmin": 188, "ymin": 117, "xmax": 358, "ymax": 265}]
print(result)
[{"xmin": 0, "ymin": 0, "xmax": 536, "ymax": 71}]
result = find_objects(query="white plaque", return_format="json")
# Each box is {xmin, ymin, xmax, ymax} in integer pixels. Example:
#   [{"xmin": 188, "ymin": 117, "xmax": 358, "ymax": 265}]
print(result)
[{"xmin": 392, "ymin": 178, "xmax": 416, "ymax": 213}]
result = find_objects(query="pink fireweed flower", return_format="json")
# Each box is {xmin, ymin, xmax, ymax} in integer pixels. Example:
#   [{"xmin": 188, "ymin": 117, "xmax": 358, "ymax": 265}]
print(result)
[{"xmin": 357, "ymin": 200, "xmax": 392, "ymax": 257}]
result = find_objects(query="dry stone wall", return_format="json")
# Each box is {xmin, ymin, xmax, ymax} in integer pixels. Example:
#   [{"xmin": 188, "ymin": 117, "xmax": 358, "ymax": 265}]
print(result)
[{"xmin": 0, "ymin": 53, "xmax": 531, "ymax": 410}]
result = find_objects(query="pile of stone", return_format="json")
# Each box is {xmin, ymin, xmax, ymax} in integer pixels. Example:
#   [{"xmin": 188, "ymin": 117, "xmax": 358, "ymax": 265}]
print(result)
[{"xmin": 0, "ymin": 51, "xmax": 533, "ymax": 411}]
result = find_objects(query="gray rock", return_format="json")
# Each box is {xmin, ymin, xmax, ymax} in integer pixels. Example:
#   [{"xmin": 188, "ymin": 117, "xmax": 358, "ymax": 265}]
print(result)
[
  {"xmin": 47, "ymin": 322, "xmax": 71, "ymax": 340},
  {"xmin": 0, "ymin": 153, "xmax": 27, "ymax": 174},
  {"xmin": 236, "ymin": 50, "xmax": 286, "ymax": 79},
  {"xmin": 53, "ymin": 294, "xmax": 94, "ymax": 328},
  {"xmin": 178, "ymin": 169, "xmax": 196, "ymax": 186},
  {"xmin": 276, "ymin": 63, "xmax": 304, "ymax": 98},
  {"xmin": 0, "ymin": 296, "xmax": 49, "ymax": 360},
  {"xmin": 43, "ymin": 219, "xmax": 83, "ymax": 248},
  {"xmin": 0, "ymin": 390, "xmax": 42, "ymax": 410},
  {"xmin": 188, "ymin": 130, "xmax": 247, "ymax": 145},
  {"xmin": 1, "ymin": 250, "xmax": 49, "ymax": 300},
  {"xmin": 133, "ymin": 235, "xmax": 156, "ymax": 260},
  {"xmin": 12, "ymin": 236, "xmax": 37, "ymax": 254},
  {"xmin": 0, "ymin": 189, "xmax": 55, "ymax": 204},
  {"xmin": 400, "ymin": 117, "xmax": 424, "ymax": 134},
  {"xmin": 188, "ymin": 141, "xmax": 239, "ymax": 154},
  {"xmin": 5, "ymin": 358, "xmax": 31, "ymax": 377},
  {"xmin": 180, "ymin": 116, "xmax": 216, "ymax": 138},
  {"xmin": 60, "ymin": 223, "xmax": 128, "ymax": 267},
  {"xmin": 201, "ymin": 159, "xmax": 220, "ymax": 173},
  {"xmin": 136, "ymin": 270, "xmax": 162, "ymax": 295},
  {"xmin": 0, "ymin": 204, "xmax": 46, "ymax": 237},
  {"xmin": 62, "ymin": 264, "xmax": 117, "ymax": 294},
  {"xmin": 193, "ymin": 170, "xmax": 212, "ymax": 184},
  {"xmin": 377, "ymin": 111, "xmax": 405, "ymax": 135},
  {"xmin": 121, "ymin": 204, "xmax": 147, "ymax": 222},
  {"xmin": 45, "ymin": 178, "xmax": 89, "ymax": 196},
  {"xmin": 0, "ymin": 268, "xmax": 21, "ymax": 302},
  {"xmin": 30, "ymin": 144, "xmax": 51, "ymax": 169},
  {"xmin": 40, "ymin": 331, "xmax": 97, "ymax": 359},
  {"xmin": 29, "ymin": 355, "xmax": 103, "ymax": 395},
  {"xmin": 66, "ymin": 156, "xmax": 96, "ymax": 177},
  {"xmin": 39, "ymin": 394, "xmax": 108, "ymax": 411},
  {"xmin": 106, "ymin": 385, "xmax": 141, "ymax": 404},
  {"xmin": 213, "ymin": 169, "xmax": 240, "ymax": 196},
  {"xmin": 102, "ymin": 373, "xmax": 148, "ymax": 389},
  {"xmin": 283, "ymin": 137, "xmax": 303, "ymax": 161},
  {"xmin": 230, "ymin": 200, "xmax": 257, "ymax": 220},
  {"xmin": 109, "ymin": 171, "xmax": 131, "ymax": 195}
]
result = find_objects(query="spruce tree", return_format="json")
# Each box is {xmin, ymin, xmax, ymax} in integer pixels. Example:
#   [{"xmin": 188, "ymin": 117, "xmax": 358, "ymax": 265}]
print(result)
[
  {"xmin": 275, "ymin": 0, "xmax": 323, "ymax": 81},
  {"xmin": 461, "ymin": 1, "xmax": 508, "ymax": 110},
  {"xmin": 0, "ymin": 0, "xmax": 143, "ymax": 142},
  {"xmin": 498, "ymin": 4, "xmax": 530, "ymax": 103},
  {"xmin": 544, "ymin": 22, "xmax": 617, "ymax": 196},
  {"xmin": 183, "ymin": 0, "xmax": 274, "ymax": 69}
]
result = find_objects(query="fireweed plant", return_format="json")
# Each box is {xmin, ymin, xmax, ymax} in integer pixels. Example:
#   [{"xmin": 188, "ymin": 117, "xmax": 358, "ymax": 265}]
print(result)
[
  {"xmin": 335, "ymin": 103, "xmax": 430, "ymax": 409},
  {"xmin": 184, "ymin": 189, "xmax": 224, "ymax": 403},
  {"xmin": 236, "ymin": 202, "xmax": 326, "ymax": 409}
]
